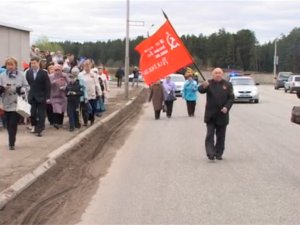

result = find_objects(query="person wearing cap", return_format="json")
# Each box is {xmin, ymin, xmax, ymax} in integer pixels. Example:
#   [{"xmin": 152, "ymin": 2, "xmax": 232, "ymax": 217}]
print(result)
[
  {"xmin": 0, "ymin": 57, "xmax": 28, "ymax": 150},
  {"xmin": 182, "ymin": 68, "xmax": 198, "ymax": 117},
  {"xmin": 26, "ymin": 56, "xmax": 51, "ymax": 137},
  {"xmin": 49, "ymin": 64, "xmax": 68, "ymax": 129},
  {"xmin": 198, "ymin": 67, "xmax": 234, "ymax": 161},
  {"xmin": 65, "ymin": 69, "xmax": 84, "ymax": 131},
  {"xmin": 63, "ymin": 66, "xmax": 71, "ymax": 75}
]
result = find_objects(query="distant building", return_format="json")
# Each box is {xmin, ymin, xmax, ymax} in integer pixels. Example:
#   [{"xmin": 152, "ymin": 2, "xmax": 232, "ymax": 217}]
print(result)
[{"xmin": 0, "ymin": 22, "xmax": 32, "ymax": 69}]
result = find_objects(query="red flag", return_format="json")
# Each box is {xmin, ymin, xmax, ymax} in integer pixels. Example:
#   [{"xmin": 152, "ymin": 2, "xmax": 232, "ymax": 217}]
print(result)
[{"xmin": 135, "ymin": 20, "xmax": 194, "ymax": 85}]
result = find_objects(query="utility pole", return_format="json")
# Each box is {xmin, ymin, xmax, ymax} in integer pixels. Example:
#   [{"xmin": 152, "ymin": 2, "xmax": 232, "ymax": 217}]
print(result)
[
  {"xmin": 124, "ymin": 0, "xmax": 144, "ymax": 99},
  {"xmin": 124, "ymin": 0, "xmax": 130, "ymax": 99},
  {"xmin": 273, "ymin": 39, "xmax": 278, "ymax": 77}
]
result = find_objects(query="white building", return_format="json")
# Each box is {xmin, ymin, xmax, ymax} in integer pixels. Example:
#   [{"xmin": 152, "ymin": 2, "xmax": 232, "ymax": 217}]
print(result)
[{"xmin": 0, "ymin": 22, "xmax": 31, "ymax": 68}]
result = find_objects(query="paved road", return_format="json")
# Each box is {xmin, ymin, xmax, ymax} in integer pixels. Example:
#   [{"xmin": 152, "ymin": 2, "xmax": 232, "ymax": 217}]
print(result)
[{"xmin": 77, "ymin": 85, "xmax": 300, "ymax": 224}]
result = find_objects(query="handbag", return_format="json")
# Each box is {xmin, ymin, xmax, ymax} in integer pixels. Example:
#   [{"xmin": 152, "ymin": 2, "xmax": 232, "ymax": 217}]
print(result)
[
  {"xmin": 291, "ymin": 106, "xmax": 300, "ymax": 124},
  {"xmin": 162, "ymin": 104, "xmax": 167, "ymax": 113},
  {"xmin": 166, "ymin": 91, "xmax": 177, "ymax": 101},
  {"xmin": 86, "ymin": 101, "xmax": 93, "ymax": 114},
  {"xmin": 16, "ymin": 95, "xmax": 31, "ymax": 118}
]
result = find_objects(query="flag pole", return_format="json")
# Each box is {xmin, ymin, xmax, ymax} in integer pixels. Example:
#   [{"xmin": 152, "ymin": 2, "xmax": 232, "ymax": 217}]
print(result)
[
  {"xmin": 193, "ymin": 63, "xmax": 206, "ymax": 82},
  {"xmin": 162, "ymin": 10, "xmax": 206, "ymax": 81}
]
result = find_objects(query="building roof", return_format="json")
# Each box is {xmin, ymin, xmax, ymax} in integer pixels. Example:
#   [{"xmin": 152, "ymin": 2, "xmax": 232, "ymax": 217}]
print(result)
[{"xmin": 0, "ymin": 21, "xmax": 32, "ymax": 32}]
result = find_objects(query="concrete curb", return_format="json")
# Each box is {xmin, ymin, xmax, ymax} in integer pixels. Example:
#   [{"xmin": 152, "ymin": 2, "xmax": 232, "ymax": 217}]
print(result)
[{"xmin": 0, "ymin": 88, "xmax": 145, "ymax": 210}]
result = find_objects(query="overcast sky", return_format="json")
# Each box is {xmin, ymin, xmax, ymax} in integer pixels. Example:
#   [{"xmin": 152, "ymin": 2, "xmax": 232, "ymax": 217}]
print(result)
[{"xmin": 1, "ymin": 0, "xmax": 300, "ymax": 44}]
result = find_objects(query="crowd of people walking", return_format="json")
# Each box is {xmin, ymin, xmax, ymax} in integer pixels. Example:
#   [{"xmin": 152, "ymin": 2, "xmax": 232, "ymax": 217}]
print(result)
[
  {"xmin": 0, "ymin": 47, "xmax": 110, "ymax": 150},
  {"xmin": 1, "ymin": 45, "xmax": 234, "ymax": 161}
]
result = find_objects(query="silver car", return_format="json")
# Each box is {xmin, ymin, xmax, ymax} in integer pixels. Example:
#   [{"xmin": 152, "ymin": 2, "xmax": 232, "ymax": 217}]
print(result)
[
  {"xmin": 274, "ymin": 72, "xmax": 293, "ymax": 90},
  {"xmin": 230, "ymin": 76, "xmax": 259, "ymax": 103},
  {"xmin": 284, "ymin": 75, "xmax": 300, "ymax": 93},
  {"xmin": 168, "ymin": 74, "xmax": 186, "ymax": 97}
]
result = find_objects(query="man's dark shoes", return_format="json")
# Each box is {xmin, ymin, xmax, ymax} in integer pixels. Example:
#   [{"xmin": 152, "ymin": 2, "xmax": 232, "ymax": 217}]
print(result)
[
  {"xmin": 208, "ymin": 155, "xmax": 215, "ymax": 161},
  {"xmin": 53, "ymin": 124, "xmax": 60, "ymax": 130},
  {"xmin": 36, "ymin": 133, "xmax": 42, "ymax": 137},
  {"xmin": 9, "ymin": 146, "xmax": 15, "ymax": 150},
  {"xmin": 216, "ymin": 156, "xmax": 223, "ymax": 160}
]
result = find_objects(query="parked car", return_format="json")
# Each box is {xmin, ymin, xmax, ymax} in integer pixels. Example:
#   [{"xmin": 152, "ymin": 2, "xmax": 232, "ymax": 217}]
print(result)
[
  {"xmin": 274, "ymin": 72, "xmax": 293, "ymax": 89},
  {"xmin": 284, "ymin": 75, "xmax": 300, "ymax": 93},
  {"xmin": 229, "ymin": 76, "xmax": 259, "ymax": 103},
  {"xmin": 163, "ymin": 74, "xmax": 185, "ymax": 97}
]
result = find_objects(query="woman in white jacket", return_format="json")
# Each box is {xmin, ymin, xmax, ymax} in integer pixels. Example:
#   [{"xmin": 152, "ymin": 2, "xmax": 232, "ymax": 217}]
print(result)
[{"xmin": 78, "ymin": 59, "xmax": 101, "ymax": 126}]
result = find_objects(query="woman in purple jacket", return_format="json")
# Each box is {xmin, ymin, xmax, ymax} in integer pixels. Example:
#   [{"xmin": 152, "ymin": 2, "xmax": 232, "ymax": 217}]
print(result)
[
  {"xmin": 162, "ymin": 76, "xmax": 177, "ymax": 118},
  {"xmin": 49, "ymin": 64, "xmax": 68, "ymax": 129}
]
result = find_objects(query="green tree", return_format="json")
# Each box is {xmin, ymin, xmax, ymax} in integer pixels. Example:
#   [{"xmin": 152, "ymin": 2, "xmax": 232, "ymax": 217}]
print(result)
[
  {"xmin": 207, "ymin": 29, "xmax": 235, "ymax": 68},
  {"xmin": 35, "ymin": 36, "xmax": 63, "ymax": 53},
  {"xmin": 235, "ymin": 29, "xmax": 257, "ymax": 71}
]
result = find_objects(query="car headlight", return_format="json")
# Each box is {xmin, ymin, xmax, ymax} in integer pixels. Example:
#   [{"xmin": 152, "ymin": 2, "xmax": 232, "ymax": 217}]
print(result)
[{"xmin": 252, "ymin": 89, "xmax": 258, "ymax": 95}]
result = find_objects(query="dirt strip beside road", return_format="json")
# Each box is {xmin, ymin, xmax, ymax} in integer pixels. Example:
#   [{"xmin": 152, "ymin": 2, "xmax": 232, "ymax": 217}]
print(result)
[{"xmin": 0, "ymin": 88, "xmax": 147, "ymax": 225}]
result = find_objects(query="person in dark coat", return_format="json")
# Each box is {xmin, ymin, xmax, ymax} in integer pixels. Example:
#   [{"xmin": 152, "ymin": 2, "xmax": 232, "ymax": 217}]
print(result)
[
  {"xmin": 26, "ymin": 56, "xmax": 51, "ymax": 137},
  {"xmin": 198, "ymin": 67, "xmax": 234, "ymax": 161},
  {"xmin": 132, "ymin": 66, "xmax": 139, "ymax": 87},
  {"xmin": 115, "ymin": 66, "xmax": 124, "ymax": 88},
  {"xmin": 148, "ymin": 81, "xmax": 164, "ymax": 120},
  {"xmin": 65, "ymin": 73, "xmax": 84, "ymax": 131}
]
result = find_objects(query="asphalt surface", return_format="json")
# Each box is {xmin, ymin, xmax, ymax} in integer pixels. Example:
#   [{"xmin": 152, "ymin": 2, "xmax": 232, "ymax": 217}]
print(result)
[{"xmin": 77, "ymin": 85, "xmax": 300, "ymax": 224}]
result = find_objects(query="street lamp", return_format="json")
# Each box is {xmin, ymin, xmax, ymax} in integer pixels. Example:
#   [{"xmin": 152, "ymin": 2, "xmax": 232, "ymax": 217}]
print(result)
[{"xmin": 147, "ymin": 24, "xmax": 155, "ymax": 37}]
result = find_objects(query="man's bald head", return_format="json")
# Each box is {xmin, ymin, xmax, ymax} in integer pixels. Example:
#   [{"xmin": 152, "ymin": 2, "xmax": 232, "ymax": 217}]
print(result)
[{"xmin": 212, "ymin": 67, "xmax": 224, "ymax": 81}]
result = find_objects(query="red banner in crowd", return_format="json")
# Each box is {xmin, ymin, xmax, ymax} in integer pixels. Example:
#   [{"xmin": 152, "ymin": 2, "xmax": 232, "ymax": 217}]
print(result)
[{"xmin": 135, "ymin": 20, "xmax": 194, "ymax": 85}]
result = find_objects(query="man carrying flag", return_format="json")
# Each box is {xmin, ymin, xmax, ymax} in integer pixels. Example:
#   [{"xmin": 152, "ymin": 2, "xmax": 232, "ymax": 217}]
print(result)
[
  {"xmin": 136, "ymin": 13, "xmax": 234, "ymax": 161},
  {"xmin": 198, "ymin": 68, "xmax": 234, "ymax": 161}
]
